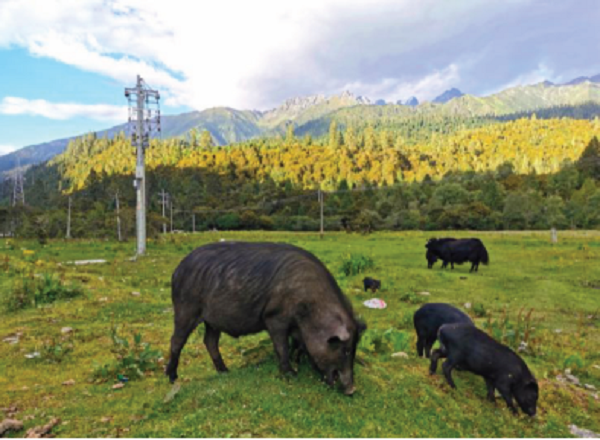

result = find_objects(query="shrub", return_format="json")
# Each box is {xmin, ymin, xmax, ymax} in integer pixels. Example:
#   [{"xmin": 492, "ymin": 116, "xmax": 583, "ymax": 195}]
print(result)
[
  {"xmin": 399, "ymin": 292, "xmax": 427, "ymax": 305},
  {"xmin": 5, "ymin": 274, "xmax": 84, "ymax": 311},
  {"xmin": 473, "ymin": 303, "xmax": 487, "ymax": 317},
  {"xmin": 483, "ymin": 307, "xmax": 536, "ymax": 351},
  {"xmin": 340, "ymin": 253, "xmax": 374, "ymax": 276},
  {"xmin": 33, "ymin": 274, "xmax": 84, "ymax": 306},
  {"xmin": 41, "ymin": 337, "xmax": 74, "ymax": 363},
  {"xmin": 94, "ymin": 327, "xmax": 162, "ymax": 381},
  {"xmin": 359, "ymin": 328, "xmax": 410, "ymax": 355}
]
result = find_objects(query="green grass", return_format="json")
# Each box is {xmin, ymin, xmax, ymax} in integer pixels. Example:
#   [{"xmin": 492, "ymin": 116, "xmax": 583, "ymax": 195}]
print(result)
[{"xmin": 1, "ymin": 231, "xmax": 599, "ymax": 437}]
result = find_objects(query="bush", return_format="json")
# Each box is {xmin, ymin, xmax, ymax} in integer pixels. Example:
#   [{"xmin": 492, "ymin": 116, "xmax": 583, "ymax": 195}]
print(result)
[
  {"xmin": 359, "ymin": 328, "xmax": 410, "ymax": 355},
  {"xmin": 41, "ymin": 337, "xmax": 74, "ymax": 363},
  {"xmin": 483, "ymin": 307, "xmax": 536, "ymax": 351},
  {"xmin": 94, "ymin": 327, "xmax": 163, "ymax": 381},
  {"xmin": 340, "ymin": 253, "xmax": 374, "ymax": 276},
  {"xmin": 5, "ymin": 274, "xmax": 84, "ymax": 311}
]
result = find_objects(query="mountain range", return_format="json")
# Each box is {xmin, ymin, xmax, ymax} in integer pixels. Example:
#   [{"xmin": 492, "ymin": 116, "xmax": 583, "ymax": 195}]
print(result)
[{"xmin": 1, "ymin": 74, "xmax": 600, "ymax": 175}]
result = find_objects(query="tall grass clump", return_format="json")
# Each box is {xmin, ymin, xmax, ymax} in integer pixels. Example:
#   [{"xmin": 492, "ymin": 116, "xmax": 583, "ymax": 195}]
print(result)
[
  {"xmin": 340, "ymin": 253, "xmax": 374, "ymax": 276},
  {"xmin": 5, "ymin": 274, "xmax": 84, "ymax": 311}
]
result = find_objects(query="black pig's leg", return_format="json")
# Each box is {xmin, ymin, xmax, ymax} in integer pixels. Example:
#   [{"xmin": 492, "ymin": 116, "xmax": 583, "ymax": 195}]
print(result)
[
  {"xmin": 166, "ymin": 309, "xmax": 203, "ymax": 383},
  {"xmin": 425, "ymin": 336, "xmax": 437, "ymax": 358},
  {"xmin": 268, "ymin": 325, "xmax": 296, "ymax": 376},
  {"xmin": 416, "ymin": 336, "xmax": 424, "ymax": 357},
  {"xmin": 485, "ymin": 378, "xmax": 496, "ymax": 402},
  {"xmin": 496, "ymin": 382, "xmax": 518, "ymax": 415},
  {"xmin": 429, "ymin": 345, "xmax": 447, "ymax": 375},
  {"xmin": 204, "ymin": 323, "xmax": 228, "ymax": 373},
  {"xmin": 442, "ymin": 359, "xmax": 457, "ymax": 389}
]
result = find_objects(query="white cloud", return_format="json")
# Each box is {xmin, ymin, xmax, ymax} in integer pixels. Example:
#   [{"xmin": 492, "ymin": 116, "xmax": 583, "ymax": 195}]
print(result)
[
  {"xmin": 0, "ymin": 144, "xmax": 18, "ymax": 155},
  {"xmin": 485, "ymin": 63, "xmax": 562, "ymax": 95},
  {"xmin": 0, "ymin": 97, "xmax": 127, "ymax": 121},
  {"xmin": 0, "ymin": 0, "xmax": 527, "ymax": 113},
  {"xmin": 341, "ymin": 64, "xmax": 460, "ymax": 103}
]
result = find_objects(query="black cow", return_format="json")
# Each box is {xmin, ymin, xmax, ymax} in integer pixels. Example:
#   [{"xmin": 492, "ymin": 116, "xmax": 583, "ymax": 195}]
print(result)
[
  {"xmin": 363, "ymin": 277, "xmax": 381, "ymax": 293},
  {"xmin": 425, "ymin": 238, "xmax": 457, "ymax": 268},
  {"xmin": 430, "ymin": 323, "xmax": 539, "ymax": 416},
  {"xmin": 425, "ymin": 238, "xmax": 489, "ymax": 272}
]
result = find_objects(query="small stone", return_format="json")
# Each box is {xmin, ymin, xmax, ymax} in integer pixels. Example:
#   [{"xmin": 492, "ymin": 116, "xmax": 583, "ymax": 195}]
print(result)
[
  {"xmin": 565, "ymin": 374, "xmax": 580, "ymax": 386},
  {"xmin": 391, "ymin": 352, "xmax": 409, "ymax": 359},
  {"xmin": 517, "ymin": 341, "xmax": 528, "ymax": 352},
  {"xmin": 584, "ymin": 384, "xmax": 597, "ymax": 391},
  {"xmin": 112, "ymin": 383, "xmax": 125, "ymax": 390},
  {"xmin": 417, "ymin": 291, "xmax": 430, "ymax": 296},
  {"xmin": 0, "ymin": 419, "xmax": 24, "ymax": 436},
  {"xmin": 593, "ymin": 365, "xmax": 600, "ymax": 370},
  {"xmin": 25, "ymin": 417, "xmax": 60, "ymax": 438},
  {"xmin": 24, "ymin": 352, "xmax": 40, "ymax": 359},
  {"xmin": 131, "ymin": 291, "xmax": 141, "ymax": 297},
  {"xmin": 464, "ymin": 302, "xmax": 472, "ymax": 309},
  {"xmin": 99, "ymin": 297, "xmax": 108, "ymax": 302},
  {"xmin": 61, "ymin": 327, "xmax": 73, "ymax": 334},
  {"xmin": 62, "ymin": 379, "xmax": 75, "ymax": 386},
  {"xmin": 569, "ymin": 424, "xmax": 599, "ymax": 438},
  {"xmin": 565, "ymin": 368, "xmax": 572, "ymax": 374},
  {"xmin": 3, "ymin": 336, "xmax": 19, "ymax": 344},
  {"xmin": 100, "ymin": 417, "xmax": 112, "ymax": 423},
  {"xmin": 555, "ymin": 329, "xmax": 563, "ymax": 333}
]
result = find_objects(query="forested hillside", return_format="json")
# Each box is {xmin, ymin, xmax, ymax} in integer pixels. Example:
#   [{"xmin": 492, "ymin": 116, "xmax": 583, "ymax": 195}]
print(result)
[{"xmin": 2, "ymin": 113, "xmax": 600, "ymax": 239}]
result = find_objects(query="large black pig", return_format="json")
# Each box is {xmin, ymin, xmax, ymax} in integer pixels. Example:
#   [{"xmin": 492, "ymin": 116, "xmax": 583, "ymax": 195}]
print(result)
[
  {"xmin": 165, "ymin": 241, "xmax": 366, "ymax": 395},
  {"xmin": 413, "ymin": 303, "xmax": 473, "ymax": 358},
  {"xmin": 430, "ymin": 323, "xmax": 539, "ymax": 416}
]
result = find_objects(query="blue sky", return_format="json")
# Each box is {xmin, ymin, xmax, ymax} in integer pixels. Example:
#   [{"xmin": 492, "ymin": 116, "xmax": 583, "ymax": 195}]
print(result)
[{"xmin": 0, "ymin": 0, "xmax": 599, "ymax": 154}]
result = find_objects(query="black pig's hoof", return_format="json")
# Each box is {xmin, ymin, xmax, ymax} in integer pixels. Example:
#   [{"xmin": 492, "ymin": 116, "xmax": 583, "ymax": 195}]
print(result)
[{"xmin": 281, "ymin": 368, "xmax": 297, "ymax": 378}]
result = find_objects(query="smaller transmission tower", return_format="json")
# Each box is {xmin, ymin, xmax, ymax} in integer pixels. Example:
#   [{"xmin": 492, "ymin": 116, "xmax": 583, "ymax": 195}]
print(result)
[
  {"xmin": 125, "ymin": 75, "xmax": 160, "ymax": 256},
  {"xmin": 12, "ymin": 157, "xmax": 25, "ymax": 207}
]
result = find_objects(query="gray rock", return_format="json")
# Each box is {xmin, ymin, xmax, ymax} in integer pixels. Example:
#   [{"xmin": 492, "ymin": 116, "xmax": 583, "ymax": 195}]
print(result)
[
  {"xmin": 391, "ymin": 352, "xmax": 409, "ymax": 359},
  {"xmin": 569, "ymin": 425, "xmax": 599, "ymax": 438}
]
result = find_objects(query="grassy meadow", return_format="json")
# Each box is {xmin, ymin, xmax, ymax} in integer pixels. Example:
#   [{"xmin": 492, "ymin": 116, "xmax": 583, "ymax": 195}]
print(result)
[{"xmin": 1, "ymin": 231, "xmax": 600, "ymax": 437}]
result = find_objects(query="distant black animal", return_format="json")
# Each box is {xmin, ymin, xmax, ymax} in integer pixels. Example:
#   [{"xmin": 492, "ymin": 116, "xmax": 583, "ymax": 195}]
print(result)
[
  {"xmin": 363, "ymin": 277, "xmax": 381, "ymax": 293},
  {"xmin": 430, "ymin": 323, "xmax": 538, "ymax": 416},
  {"xmin": 413, "ymin": 303, "xmax": 473, "ymax": 358},
  {"xmin": 425, "ymin": 238, "xmax": 456, "ymax": 268},
  {"xmin": 166, "ymin": 241, "xmax": 366, "ymax": 395},
  {"xmin": 425, "ymin": 238, "xmax": 489, "ymax": 272}
]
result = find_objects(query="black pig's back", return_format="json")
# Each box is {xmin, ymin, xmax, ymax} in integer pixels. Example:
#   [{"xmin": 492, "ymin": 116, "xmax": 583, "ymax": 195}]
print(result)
[
  {"xmin": 439, "ymin": 324, "xmax": 530, "ymax": 380},
  {"xmin": 171, "ymin": 242, "xmax": 349, "ymax": 336}
]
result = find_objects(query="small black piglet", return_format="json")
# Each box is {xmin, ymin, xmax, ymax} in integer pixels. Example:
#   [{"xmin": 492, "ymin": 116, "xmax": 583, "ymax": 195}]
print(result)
[{"xmin": 363, "ymin": 277, "xmax": 381, "ymax": 293}]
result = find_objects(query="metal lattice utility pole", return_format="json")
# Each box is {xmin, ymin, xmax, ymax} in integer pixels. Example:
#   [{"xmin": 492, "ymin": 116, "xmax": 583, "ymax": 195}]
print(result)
[{"xmin": 125, "ymin": 75, "xmax": 160, "ymax": 256}]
